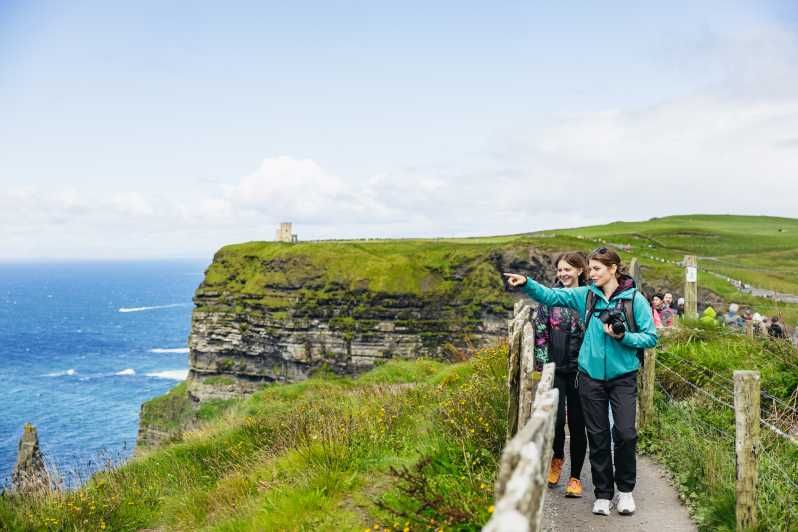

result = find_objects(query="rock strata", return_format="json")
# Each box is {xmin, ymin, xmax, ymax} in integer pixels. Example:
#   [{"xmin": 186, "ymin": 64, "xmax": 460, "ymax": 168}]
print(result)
[{"xmin": 183, "ymin": 243, "xmax": 557, "ymax": 403}]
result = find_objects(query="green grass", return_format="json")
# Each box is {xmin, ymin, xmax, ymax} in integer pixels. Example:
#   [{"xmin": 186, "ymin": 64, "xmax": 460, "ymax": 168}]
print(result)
[
  {"xmin": 138, "ymin": 382, "xmax": 195, "ymax": 433},
  {"xmin": 200, "ymin": 214, "xmax": 798, "ymax": 324},
  {"xmin": 640, "ymin": 324, "xmax": 798, "ymax": 532},
  {"xmin": 0, "ymin": 346, "xmax": 508, "ymax": 531},
  {"xmin": 550, "ymin": 214, "xmax": 798, "ymax": 323},
  {"xmin": 558, "ymin": 215, "xmax": 798, "ymax": 291}
]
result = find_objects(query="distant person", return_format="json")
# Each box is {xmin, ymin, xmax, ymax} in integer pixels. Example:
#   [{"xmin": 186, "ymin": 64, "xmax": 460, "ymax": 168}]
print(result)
[
  {"xmin": 660, "ymin": 293, "xmax": 676, "ymax": 327},
  {"xmin": 768, "ymin": 316, "xmax": 785, "ymax": 339},
  {"xmin": 699, "ymin": 306, "xmax": 719, "ymax": 328},
  {"xmin": 752, "ymin": 313, "xmax": 767, "ymax": 336},
  {"xmin": 723, "ymin": 303, "xmax": 744, "ymax": 331},
  {"xmin": 650, "ymin": 294, "xmax": 664, "ymax": 329},
  {"xmin": 676, "ymin": 297, "xmax": 686, "ymax": 318},
  {"xmin": 505, "ymin": 247, "xmax": 657, "ymax": 517},
  {"xmin": 532, "ymin": 252, "xmax": 589, "ymax": 498}
]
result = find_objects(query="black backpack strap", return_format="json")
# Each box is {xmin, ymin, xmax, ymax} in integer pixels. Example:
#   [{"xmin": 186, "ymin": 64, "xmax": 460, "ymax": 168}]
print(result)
[
  {"xmin": 584, "ymin": 290, "xmax": 598, "ymax": 325},
  {"xmin": 623, "ymin": 289, "xmax": 645, "ymax": 365},
  {"xmin": 623, "ymin": 289, "xmax": 638, "ymax": 333}
]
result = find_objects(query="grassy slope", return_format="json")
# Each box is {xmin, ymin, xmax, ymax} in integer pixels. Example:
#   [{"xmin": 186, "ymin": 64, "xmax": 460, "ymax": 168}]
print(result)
[
  {"xmin": 203, "ymin": 214, "xmax": 798, "ymax": 321},
  {"xmin": 645, "ymin": 325, "xmax": 798, "ymax": 532},
  {"xmin": 554, "ymin": 214, "xmax": 798, "ymax": 323},
  {"xmin": 0, "ymin": 349, "xmax": 508, "ymax": 531},
  {"xmin": 202, "ymin": 234, "xmax": 579, "ymax": 296}
]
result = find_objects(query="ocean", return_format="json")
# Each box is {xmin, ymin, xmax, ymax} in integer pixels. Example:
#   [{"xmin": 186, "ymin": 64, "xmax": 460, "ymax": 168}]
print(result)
[{"xmin": 0, "ymin": 260, "xmax": 207, "ymax": 487}]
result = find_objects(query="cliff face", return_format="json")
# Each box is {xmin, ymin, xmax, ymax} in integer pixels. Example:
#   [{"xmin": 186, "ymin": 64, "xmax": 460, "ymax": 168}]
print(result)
[{"xmin": 184, "ymin": 239, "xmax": 557, "ymax": 403}]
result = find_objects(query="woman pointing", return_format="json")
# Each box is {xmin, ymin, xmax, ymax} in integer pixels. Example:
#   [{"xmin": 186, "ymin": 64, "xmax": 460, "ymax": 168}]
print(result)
[{"xmin": 504, "ymin": 247, "xmax": 657, "ymax": 517}]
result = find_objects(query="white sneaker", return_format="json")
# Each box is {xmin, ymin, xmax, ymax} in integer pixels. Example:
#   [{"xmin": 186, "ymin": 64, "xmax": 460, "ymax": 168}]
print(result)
[
  {"xmin": 617, "ymin": 491, "xmax": 636, "ymax": 515},
  {"xmin": 592, "ymin": 498, "xmax": 611, "ymax": 516}
]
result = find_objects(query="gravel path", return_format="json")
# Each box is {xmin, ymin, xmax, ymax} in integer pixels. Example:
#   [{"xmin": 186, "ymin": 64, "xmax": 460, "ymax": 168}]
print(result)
[{"xmin": 541, "ymin": 440, "xmax": 697, "ymax": 531}]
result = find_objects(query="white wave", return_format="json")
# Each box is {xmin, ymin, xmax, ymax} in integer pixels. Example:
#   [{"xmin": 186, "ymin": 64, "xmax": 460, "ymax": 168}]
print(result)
[
  {"xmin": 149, "ymin": 347, "xmax": 190, "ymax": 354},
  {"xmin": 118, "ymin": 303, "xmax": 189, "ymax": 313},
  {"xmin": 45, "ymin": 369, "xmax": 77, "ymax": 377},
  {"xmin": 115, "ymin": 368, "xmax": 136, "ymax": 376},
  {"xmin": 145, "ymin": 369, "xmax": 188, "ymax": 381}
]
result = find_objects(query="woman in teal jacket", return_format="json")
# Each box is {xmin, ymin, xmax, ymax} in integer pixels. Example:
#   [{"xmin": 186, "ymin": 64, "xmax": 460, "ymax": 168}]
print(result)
[{"xmin": 504, "ymin": 247, "xmax": 656, "ymax": 517}]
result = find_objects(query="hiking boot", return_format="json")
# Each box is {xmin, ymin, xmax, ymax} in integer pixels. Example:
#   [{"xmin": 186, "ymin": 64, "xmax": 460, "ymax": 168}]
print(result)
[
  {"xmin": 547, "ymin": 458, "xmax": 564, "ymax": 487},
  {"xmin": 617, "ymin": 491, "xmax": 636, "ymax": 515},
  {"xmin": 592, "ymin": 498, "xmax": 611, "ymax": 516},
  {"xmin": 565, "ymin": 477, "xmax": 583, "ymax": 498}
]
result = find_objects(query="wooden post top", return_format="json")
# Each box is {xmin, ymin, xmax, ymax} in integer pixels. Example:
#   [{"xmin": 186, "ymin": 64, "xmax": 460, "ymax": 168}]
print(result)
[{"xmin": 733, "ymin": 370, "xmax": 760, "ymax": 380}]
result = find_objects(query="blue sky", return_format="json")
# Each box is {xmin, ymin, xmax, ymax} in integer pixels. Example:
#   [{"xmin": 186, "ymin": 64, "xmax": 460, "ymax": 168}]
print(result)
[{"xmin": 1, "ymin": 1, "xmax": 797, "ymax": 259}]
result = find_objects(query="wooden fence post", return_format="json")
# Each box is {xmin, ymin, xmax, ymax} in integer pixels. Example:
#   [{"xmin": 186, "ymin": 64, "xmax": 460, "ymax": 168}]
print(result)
[
  {"xmin": 518, "ymin": 321, "xmax": 537, "ymax": 428},
  {"xmin": 628, "ymin": 257, "xmax": 641, "ymax": 287},
  {"xmin": 684, "ymin": 255, "xmax": 698, "ymax": 320},
  {"xmin": 507, "ymin": 305, "xmax": 530, "ymax": 439},
  {"xmin": 733, "ymin": 370, "xmax": 760, "ymax": 531},
  {"xmin": 638, "ymin": 350, "xmax": 657, "ymax": 428}
]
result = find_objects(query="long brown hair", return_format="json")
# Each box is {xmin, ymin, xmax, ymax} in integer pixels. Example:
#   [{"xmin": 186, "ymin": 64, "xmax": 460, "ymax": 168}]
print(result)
[
  {"xmin": 588, "ymin": 247, "xmax": 623, "ymax": 279},
  {"xmin": 554, "ymin": 251, "xmax": 588, "ymax": 285}
]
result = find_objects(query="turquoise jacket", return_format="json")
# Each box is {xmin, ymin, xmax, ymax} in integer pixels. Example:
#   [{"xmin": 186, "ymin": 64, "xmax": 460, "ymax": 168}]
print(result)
[{"xmin": 523, "ymin": 275, "xmax": 657, "ymax": 380}]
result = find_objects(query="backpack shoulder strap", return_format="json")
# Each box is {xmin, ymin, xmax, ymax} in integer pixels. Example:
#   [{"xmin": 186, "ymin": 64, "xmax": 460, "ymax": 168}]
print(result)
[
  {"xmin": 623, "ymin": 289, "xmax": 639, "ymax": 333},
  {"xmin": 584, "ymin": 290, "xmax": 598, "ymax": 324}
]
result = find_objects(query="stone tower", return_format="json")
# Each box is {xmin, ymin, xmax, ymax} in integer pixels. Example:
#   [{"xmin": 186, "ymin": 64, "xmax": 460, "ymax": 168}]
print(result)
[{"xmin": 275, "ymin": 223, "xmax": 298, "ymax": 243}]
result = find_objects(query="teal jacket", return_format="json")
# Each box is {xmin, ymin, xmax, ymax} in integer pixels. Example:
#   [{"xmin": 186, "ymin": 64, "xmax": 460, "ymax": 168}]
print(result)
[{"xmin": 523, "ymin": 275, "xmax": 657, "ymax": 380}]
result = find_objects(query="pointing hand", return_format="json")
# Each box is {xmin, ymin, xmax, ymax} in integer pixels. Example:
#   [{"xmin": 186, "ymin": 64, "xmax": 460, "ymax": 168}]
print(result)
[{"xmin": 503, "ymin": 273, "xmax": 527, "ymax": 287}]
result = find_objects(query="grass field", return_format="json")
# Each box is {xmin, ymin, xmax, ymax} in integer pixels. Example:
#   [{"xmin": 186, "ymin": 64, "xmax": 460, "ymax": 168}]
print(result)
[
  {"xmin": 642, "ymin": 324, "xmax": 798, "ymax": 532},
  {"xmin": 0, "ymin": 348, "xmax": 508, "ymax": 531},
  {"xmin": 4, "ymin": 329, "xmax": 796, "ymax": 531},
  {"xmin": 202, "ymin": 214, "xmax": 798, "ymax": 322}
]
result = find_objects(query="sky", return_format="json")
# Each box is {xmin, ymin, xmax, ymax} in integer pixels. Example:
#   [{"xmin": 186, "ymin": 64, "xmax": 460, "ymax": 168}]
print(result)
[{"xmin": 1, "ymin": 1, "xmax": 797, "ymax": 259}]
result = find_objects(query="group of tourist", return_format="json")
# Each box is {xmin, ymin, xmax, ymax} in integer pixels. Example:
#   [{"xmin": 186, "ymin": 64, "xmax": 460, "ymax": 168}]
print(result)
[
  {"xmin": 504, "ymin": 248, "xmax": 657, "ymax": 517},
  {"xmin": 650, "ymin": 291, "xmax": 795, "ymax": 345},
  {"xmin": 716, "ymin": 302, "xmax": 796, "ymax": 343},
  {"xmin": 648, "ymin": 292, "xmax": 683, "ymax": 328}
]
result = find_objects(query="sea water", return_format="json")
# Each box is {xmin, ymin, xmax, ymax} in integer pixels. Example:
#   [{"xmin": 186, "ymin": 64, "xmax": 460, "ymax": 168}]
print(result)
[{"xmin": 0, "ymin": 260, "xmax": 207, "ymax": 486}]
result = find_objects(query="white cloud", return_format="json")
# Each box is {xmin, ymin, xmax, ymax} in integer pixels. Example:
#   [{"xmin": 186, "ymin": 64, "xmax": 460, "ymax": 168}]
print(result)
[{"xmin": 3, "ymin": 19, "xmax": 798, "ymax": 258}]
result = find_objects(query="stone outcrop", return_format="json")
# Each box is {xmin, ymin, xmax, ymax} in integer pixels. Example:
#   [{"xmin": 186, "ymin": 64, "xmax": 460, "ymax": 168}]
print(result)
[
  {"xmin": 11, "ymin": 424, "xmax": 49, "ymax": 494},
  {"xmin": 183, "ymin": 244, "xmax": 557, "ymax": 403},
  {"xmin": 134, "ymin": 241, "xmax": 561, "ymax": 449}
]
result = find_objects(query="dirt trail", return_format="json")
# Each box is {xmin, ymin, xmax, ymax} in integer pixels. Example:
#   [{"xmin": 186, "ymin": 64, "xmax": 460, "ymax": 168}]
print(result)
[{"xmin": 541, "ymin": 441, "xmax": 697, "ymax": 531}]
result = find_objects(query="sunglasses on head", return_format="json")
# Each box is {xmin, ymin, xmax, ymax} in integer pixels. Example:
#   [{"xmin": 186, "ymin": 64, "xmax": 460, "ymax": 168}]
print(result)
[{"xmin": 591, "ymin": 247, "xmax": 609, "ymax": 255}]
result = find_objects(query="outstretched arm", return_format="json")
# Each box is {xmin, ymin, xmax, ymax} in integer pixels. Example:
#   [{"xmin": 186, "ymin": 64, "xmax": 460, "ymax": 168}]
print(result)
[{"xmin": 504, "ymin": 273, "xmax": 588, "ymax": 314}]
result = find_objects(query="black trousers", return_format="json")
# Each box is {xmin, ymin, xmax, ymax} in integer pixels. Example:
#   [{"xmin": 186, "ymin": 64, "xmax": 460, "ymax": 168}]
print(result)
[
  {"xmin": 552, "ymin": 372, "xmax": 587, "ymax": 479},
  {"xmin": 578, "ymin": 370, "xmax": 637, "ymax": 499}
]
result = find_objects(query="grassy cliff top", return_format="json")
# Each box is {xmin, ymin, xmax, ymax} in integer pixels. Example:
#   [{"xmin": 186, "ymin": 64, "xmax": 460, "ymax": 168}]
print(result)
[
  {"xmin": 200, "ymin": 234, "xmax": 586, "ymax": 302},
  {"xmin": 200, "ymin": 214, "xmax": 798, "ymax": 319}
]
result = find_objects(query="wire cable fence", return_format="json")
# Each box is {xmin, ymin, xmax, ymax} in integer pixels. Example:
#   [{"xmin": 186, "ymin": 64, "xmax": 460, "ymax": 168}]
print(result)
[
  {"xmin": 653, "ymin": 357, "xmax": 798, "ymax": 530},
  {"xmin": 657, "ymin": 349, "xmax": 798, "ymax": 443}
]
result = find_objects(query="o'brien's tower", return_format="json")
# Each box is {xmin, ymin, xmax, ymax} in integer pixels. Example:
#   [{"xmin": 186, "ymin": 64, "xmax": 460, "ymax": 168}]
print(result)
[{"xmin": 275, "ymin": 223, "xmax": 298, "ymax": 243}]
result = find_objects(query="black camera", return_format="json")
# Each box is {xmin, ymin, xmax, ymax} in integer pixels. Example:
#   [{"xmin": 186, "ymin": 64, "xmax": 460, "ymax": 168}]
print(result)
[{"xmin": 598, "ymin": 310, "xmax": 626, "ymax": 335}]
